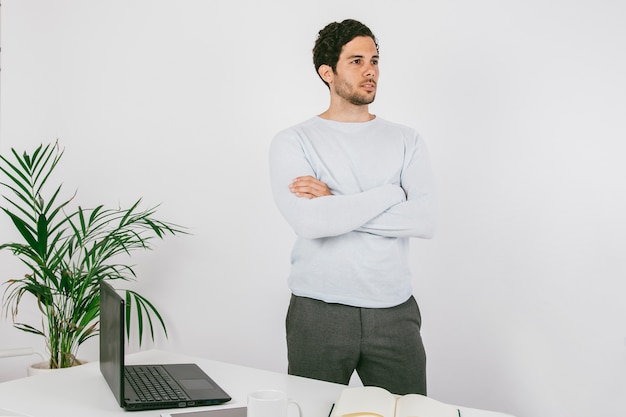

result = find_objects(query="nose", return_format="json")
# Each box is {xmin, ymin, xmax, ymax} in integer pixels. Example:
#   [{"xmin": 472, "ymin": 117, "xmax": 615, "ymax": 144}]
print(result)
[{"xmin": 363, "ymin": 62, "xmax": 376, "ymax": 78}]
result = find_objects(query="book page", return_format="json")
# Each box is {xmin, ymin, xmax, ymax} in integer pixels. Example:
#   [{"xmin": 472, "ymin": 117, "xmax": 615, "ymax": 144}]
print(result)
[
  {"xmin": 395, "ymin": 394, "xmax": 458, "ymax": 417},
  {"xmin": 332, "ymin": 387, "xmax": 397, "ymax": 417}
]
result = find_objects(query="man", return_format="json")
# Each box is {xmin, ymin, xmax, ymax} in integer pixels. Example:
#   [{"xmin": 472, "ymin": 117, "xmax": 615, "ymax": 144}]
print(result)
[{"xmin": 269, "ymin": 19, "xmax": 436, "ymax": 395}]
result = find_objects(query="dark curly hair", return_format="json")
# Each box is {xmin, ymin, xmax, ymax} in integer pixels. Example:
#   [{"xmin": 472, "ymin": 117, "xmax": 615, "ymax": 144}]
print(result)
[{"xmin": 313, "ymin": 19, "xmax": 378, "ymax": 88}]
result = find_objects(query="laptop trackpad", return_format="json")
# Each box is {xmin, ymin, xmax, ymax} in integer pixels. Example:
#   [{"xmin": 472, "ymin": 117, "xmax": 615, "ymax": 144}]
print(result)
[{"xmin": 180, "ymin": 378, "xmax": 215, "ymax": 391}]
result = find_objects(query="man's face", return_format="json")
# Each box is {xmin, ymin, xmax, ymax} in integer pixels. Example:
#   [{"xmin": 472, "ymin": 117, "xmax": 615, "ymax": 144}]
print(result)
[{"xmin": 331, "ymin": 36, "xmax": 379, "ymax": 106}]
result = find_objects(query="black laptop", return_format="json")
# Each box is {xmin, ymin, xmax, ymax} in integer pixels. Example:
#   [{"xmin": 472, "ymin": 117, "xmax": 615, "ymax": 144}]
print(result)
[{"xmin": 99, "ymin": 281, "xmax": 232, "ymax": 411}]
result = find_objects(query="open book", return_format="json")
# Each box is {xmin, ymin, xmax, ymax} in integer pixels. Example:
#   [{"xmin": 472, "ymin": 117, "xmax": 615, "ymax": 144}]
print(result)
[{"xmin": 330, "ymin": 386, "xmax": 460, "ymax": 417}]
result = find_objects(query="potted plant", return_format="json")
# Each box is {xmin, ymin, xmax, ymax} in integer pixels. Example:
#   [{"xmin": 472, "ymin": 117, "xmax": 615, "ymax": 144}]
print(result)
[{"xmin": 0, "ymin": 141, "xmax": 185, "ymax": 369}]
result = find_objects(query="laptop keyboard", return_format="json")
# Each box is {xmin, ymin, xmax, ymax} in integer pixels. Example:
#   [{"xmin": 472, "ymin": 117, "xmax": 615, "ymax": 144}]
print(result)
[{"xmin": 125, "ymin": 366, "xmax": 190, "ymax": 402}]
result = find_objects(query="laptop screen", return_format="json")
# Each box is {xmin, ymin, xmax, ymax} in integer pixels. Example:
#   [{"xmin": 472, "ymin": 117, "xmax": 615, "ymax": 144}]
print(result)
[{"xmin": 99, "ymin": 281, "xmax": 125, "ymax": 407}]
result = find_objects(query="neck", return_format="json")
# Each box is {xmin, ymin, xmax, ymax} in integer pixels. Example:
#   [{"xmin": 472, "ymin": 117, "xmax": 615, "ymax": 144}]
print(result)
[{"xmin": 318, "ymin": 103, "xmax": 374, "ymax": 123}]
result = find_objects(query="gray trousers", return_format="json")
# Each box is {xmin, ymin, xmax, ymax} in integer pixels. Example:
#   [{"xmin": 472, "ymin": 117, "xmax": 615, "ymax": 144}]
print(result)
[{"xmin": 286, "ymin": 294, "xmax": 427, "ymax": 395}]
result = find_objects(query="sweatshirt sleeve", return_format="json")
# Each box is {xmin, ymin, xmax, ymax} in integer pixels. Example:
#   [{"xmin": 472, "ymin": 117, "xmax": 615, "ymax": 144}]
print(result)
[
  {"xmin": 269, "ymin": 130, "xmax": 407, "ymax": 239},
  {"xmin": 356, "ymin": 134, "xmax": 437, "ymax": 239}
]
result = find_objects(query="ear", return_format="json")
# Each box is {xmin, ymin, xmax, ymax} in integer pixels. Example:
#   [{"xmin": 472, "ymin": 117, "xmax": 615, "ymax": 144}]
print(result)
[{"xmin": 317, "ymin": 64, "xmax": 334, "ymax": 84}]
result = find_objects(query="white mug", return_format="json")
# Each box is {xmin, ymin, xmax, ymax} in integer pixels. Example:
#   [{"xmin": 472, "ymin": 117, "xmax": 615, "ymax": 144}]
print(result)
[{"xmin": 247, "ymin": 389, "xmax": 302, "ymax": 417}]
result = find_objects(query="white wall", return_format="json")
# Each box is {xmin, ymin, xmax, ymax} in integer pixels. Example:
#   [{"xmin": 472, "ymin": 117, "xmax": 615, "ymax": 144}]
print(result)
[{"xmin": 1, "ymin": 1, "xmax": 625, "ymax": 416}]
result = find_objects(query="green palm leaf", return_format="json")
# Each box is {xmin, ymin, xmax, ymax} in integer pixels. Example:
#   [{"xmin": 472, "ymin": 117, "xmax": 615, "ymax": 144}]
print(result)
[{"xmin": 1, "ymin": 141, "xmax": 187, "ymax": 368}]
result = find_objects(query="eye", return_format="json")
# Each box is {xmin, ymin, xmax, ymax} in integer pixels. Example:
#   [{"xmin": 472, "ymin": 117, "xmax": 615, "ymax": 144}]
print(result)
[{"xmin": 351, "ymin": 59, "xmax": 362, "ymax": 64}]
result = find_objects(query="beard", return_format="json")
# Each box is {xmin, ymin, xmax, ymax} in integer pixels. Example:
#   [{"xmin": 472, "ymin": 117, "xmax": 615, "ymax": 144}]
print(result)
[{"xmin": 334, "ymin": 78, "xmax": 376, "ymax": 105}]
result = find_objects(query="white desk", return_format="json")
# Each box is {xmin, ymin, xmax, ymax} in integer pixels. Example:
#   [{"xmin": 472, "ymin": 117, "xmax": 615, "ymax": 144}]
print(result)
[{"xmin": 0, "ymin": 350, "xmax": 512, "ymax": 417}]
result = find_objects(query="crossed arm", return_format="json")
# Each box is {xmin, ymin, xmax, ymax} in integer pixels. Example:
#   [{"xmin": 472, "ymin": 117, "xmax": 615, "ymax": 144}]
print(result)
[
  {"xmin": 269, "ymin": 135, "xmax": 436, "ymax": 240},
  {"xmin": 286, "ymin": 170, "xmax": 435, "ymax": 240}
]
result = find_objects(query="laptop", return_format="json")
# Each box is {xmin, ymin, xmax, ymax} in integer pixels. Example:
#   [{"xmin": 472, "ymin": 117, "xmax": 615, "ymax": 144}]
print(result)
[{"xmin": 99, "ymin": 281, "xmax": 232, "ymax": 411}]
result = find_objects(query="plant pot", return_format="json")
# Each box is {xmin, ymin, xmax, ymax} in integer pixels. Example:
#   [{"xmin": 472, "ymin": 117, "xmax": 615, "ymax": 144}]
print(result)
[{"xmin": 27, "ymin": 360, "xmax": 88, "ymax": 376}]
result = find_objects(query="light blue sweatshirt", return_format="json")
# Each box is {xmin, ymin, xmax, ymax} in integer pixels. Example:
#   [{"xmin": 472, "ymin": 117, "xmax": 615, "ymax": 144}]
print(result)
[{"xmin": 269, "ymin": 116, "xmax": 436, "ymax": 308}]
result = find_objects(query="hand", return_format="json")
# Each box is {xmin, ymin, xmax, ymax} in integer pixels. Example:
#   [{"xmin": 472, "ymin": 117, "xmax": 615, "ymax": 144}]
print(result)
[{"xmin": 289, "ymin": 176, "xmax": 332, "ymax": 199}]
